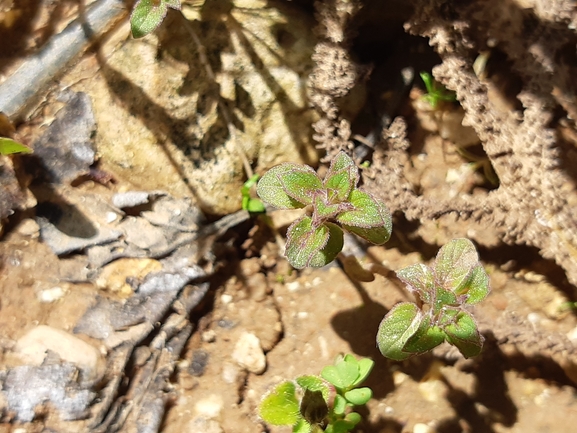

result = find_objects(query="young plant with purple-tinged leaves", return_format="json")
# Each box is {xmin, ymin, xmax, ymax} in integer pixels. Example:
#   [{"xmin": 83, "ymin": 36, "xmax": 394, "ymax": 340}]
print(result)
[
  {"xmin": 259, "ymin": 354, "xmax": 374, "ymax": 433},
  {"xmin": 377, "ymin": 238, "xmax": 490, "ymax": 360},
  {"xmin": 256, "ymin": 152, "xmax": 392, "ymax": 269},
  {"xmin": 130, "ymin": 0, "xmax": 181, "ymax": 38}
]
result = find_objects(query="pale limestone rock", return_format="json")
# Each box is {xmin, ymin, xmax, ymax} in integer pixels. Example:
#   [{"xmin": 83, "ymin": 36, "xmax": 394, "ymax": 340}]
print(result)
[
  {"xmin": 12, "ymin": 325, "xmax": 105, "ymax": 386},
  {"xmin": 66, "ymin": 1, "xmax": 319, "ymax": 214},
  {"xmin": 232, "ymin": 331, "xmax": 266, "ymax": 374}
]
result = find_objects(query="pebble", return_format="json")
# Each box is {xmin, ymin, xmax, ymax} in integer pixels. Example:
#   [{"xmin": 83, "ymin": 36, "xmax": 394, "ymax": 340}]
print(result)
[
  {"xmin": 231, "ymin": 332, "xmax": 266, "ymax": 374},
  {"xmin": 194, "ymin": 394, "xmax": 224, "ymax": 419},
  {"xmin": 413, "ymin": 423, "xmax": 436, "ymax": 433},
  {"xmin": 37, "ymin": 286, "xmax": 67, "ymax": 303},
  {"xmin": 12, "ymin": 325, "xmax": 105, "ymax": 386},
  {"xmin": 202, "ymin": 330, "xmax": 217, "ymax": 343}
]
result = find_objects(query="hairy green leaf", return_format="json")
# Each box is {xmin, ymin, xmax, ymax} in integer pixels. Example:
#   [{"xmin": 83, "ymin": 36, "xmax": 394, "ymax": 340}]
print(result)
[
  {"xmin": 435, "ymin": 238, "xmax": 479, "ymax": 294},
  {"xmin": 313, "ymin": 194, "xmax": 341, "ymax": 220},
  {"xmin": 377, "ymin": 302, "xmax": 422, "ymax": 361},
  {"xmin": 337, "ymin": 190, "xmax": 392, "ymax": 245},
  {"xmin": 402, "ymin": 315, "xmax": 445, "ymax": 355},
  {"xmin": 460, "ymin": 264, "xmax": 491, "ymax": 304},
  {"xmin": 0, "ymin": 137, "xmax": 32, "ymax": 155},
  {"xmin": 396, "ymin": 263, "xmax": 435, "ymax": 304},
  {"xmin": 259, "ymin": 381, "xmax": 300, "ymax": 426},
  {"xmin": 324, "ymin": 152, "xmax": 358, "ymax": 203},
  {"xmin": 443, "ymin": 310, "xmax": 484, "ymax": 358},
  {"xmin": 344, "ymin": 387, "xmax": 372, "ymax": 406},
  {"xmin": 131, "ymin": 0, "xmax": 180, "ymax": 39},
  {"xmin": 296, "ymin": 376, "xmax": 330, "ymax": 400},
  {"xmin": 433, "ymin": 287, "xmax": 458, "ymax": 314},
  {"xmin": 293, "ymin": 418, "xmax": 313, "ymax": 433},
  {"xmin": 285, "ymin": 218, "xmax": 343, "ymax": 268},
  {"xmin": 257, "ymin": 163, "xmax": 322, "ymax": 209}
]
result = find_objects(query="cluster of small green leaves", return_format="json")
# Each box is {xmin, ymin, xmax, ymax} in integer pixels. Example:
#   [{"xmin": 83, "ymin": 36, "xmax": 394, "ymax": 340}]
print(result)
[
  {"xmin": 241, "ymin": 174, "xmax": 266, "ymax": 213},
  {"xmin": 259, "ymin": 354, "xmax": 374, "ymax": 433},
  {"xmin": 130, "ymin": 0, "xmax": 181, "ymax": 39},
  {"xmin": 377, "ymin": 239, "xmax": 490, "ymax": 360},
  {"xmin": 420, "ymin": 71, "xmax": 457, "ymax": 109},
  {"xmin": 256, "ymin": 152, "xmax": 392, "ymax": 269},
  {"xmin": 0, "ymin": 137, "xmax": 32, "ymax": 155}
]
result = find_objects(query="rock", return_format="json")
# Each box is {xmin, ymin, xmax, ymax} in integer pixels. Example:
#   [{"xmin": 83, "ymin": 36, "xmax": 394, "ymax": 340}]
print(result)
[
  {"xmin": 194, "ymin": 394, "xmax": 224, "ymax": 419},
  {"xmin": 78, "ymin": 2, "xmax": 319, "ymax": 215},
  {"xmin": 32, "ymin": 92, "xmax": 97, "ymax": 184},
  {"xmin": 413, "ymin": 423, "xmax": 436, "ymax": 433},
  {"xmin": 11, "ymin": 325, "xmax": 105, "ymax": 386},
  {"xmin": 231, "ymin": 332, "xmax": 266, "ymax": 374}
]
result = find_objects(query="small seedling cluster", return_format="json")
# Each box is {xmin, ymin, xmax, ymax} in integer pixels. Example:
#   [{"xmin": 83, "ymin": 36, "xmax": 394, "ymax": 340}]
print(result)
[
  {"xmin": 420, "ymin": 71, "xmax": 457, "ymax": 109},
  {"xmin": 256, "ymin": 152, "xmax": 392, "ymax": 269},
  {"xmin": 259, "ymin": 354, "xmax": 374, "ymax": 433},
  {"xmin": 378, "ymin": 239, "xmax": 490, "ymax": 360},
  {"xmin": 241, "ymin": 173, "xmax": 266, "ymax": 213}
]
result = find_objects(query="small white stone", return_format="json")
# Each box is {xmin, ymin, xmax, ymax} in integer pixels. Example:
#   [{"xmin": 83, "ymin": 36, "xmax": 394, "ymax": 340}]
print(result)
[
  {"xmin": 413, "ymin": 423, "xmax": 435, "ymax": 433},
  {"xmin": 392, "ymin": 370, "xmax": 408, "ymax": 386},
  {"xmin": 194, "ymin": 394, "xmax": 224, "ymax": 419},
  {"xmin": 220, "ymin": 294, "xmax": 233, "ymax": 304},
  {"xmin": 202, "ymin": 330, "xmax": 217, "ymax": 343},
  {"xmin": 232, "ymin": 332, "xmax": 266, "ymax": 374},
  {"xmin": 222, "ymin": 362, "xmax": 239, "ymax": 384},
  {"xmin": 12, "ymin": 325, "xmax": 105, "ymax": 385},
  {"xmin": 285, "ymin": 281, "xmax": 300, "ymax": 292},
  {"xmin": 106, "ymin": 212, "xmax": 118, "ymax": 223},
  {"xmin": 418, "ymin": 380, "xmax": 447, "ymax": 403},
  {"xmin": 37, "ymin": 286, "xmax": 66, "ymax": 303},
  {"xmin": 297, "ymin": 311, "xmax": 308, "ymax": 319}
]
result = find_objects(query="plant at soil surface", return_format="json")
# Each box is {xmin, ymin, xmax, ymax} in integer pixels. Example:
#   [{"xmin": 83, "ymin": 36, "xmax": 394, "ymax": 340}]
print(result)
[
  {"xmin": 130, "ymin": 0, "xmax": 181, "ymax": 38},
  {"xmin": 256, "ymin": 152, "xmax": 392, "ymax": 269},
  {"xmin": 420, "ymin": 71, "xmax": 457, "ymax": 109},
  {"xmin": 241, "ymin": 174, "xmax": 266, "ymax": 213},
  {"xmin": 0, "ymin": 137, "xmax": 32, "ymax": 155},
  {"xmin": 259, "ymin": 354, "xmax": 374, "ymax": 433},
  {"xmin": 377, "ymin": 238, "xmax": 490, "ymax": 360}
]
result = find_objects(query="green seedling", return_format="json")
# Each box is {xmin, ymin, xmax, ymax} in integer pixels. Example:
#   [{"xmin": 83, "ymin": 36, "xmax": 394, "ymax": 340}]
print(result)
[
  {"xmin": 241, "ymin": 174, "xmax": 266, "ymax": 213},
  {"xmin": 130, "ymin": 0, "xmax": 181, "ymax": 38},
  {"xmin": 259, "ymin": 354, "xmax": 374, "ymax": 433},
  {"xmin": 256, "ymin": 152, "xmax": 392, "ymax": 269},
  {"xmin": 420, "ymin": 71, "xmax": 457, "ymax": 109},
  {"xmin": 377, "ymin": 238, "xmax": 490, "ymax": 360},
  {"xmin": 0, "ymin": 137, "xmax": 32, "ymax": 155}
]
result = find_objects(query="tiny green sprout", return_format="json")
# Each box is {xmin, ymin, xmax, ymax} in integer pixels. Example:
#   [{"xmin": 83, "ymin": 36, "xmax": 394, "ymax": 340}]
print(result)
[
  {"xmin": 259, "ymin": 355, "xmax": 374, "ymax": 433},
  {"xmin": 241, "ymin": 173, "xmax": 266, "ymax": 213},
  {"xmin": 130, "ymin": 0, "xmax": 181, "ymax": 39},
  {"xmin": 256, "ymin": 152, "xmax": 392, "ymax": 269},
  {"xmin": 0, "ymin": 137, "xmax": 32, "ymax": 155},
  {"xmin": 377, "ymin": 238, "xmax": 490, "ymax": 360},
  {"xmin": 420, "ymin": 71, "xmax": 457, "ymax": 109}
]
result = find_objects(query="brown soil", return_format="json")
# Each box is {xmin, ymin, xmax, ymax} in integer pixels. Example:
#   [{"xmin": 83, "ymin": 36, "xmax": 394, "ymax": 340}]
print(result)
[{"xmin": 1, "ymin": 1, "xmax": 577, "ymax": 433}]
